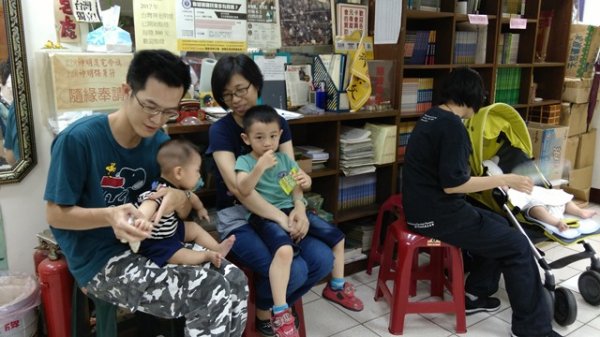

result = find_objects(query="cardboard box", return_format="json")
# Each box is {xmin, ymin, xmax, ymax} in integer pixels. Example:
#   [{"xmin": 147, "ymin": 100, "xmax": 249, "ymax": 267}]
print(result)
[
  {"xmin": 562, "ymin": 185, "xmax": 591, "ymax": 204},
  {"xmin": 575, "ymin": 128, "xmax": 597, "ymax": 169},
  {"xmin": 562, "ymin": 77, "xmax": 592, "ymax": 103},
  {"xmin": 566, "ymin": 165, "xmax": 593, "ymax": 189},
  {"xmin": 297, "ymin": 157, "xmax": 313, "ymax": 173},
  {"xmin": 566, "ymin": 24, "xmax": 600, "ymax": 78},
  {"xmin": 564, "ymin": 136, "xmax": 580, "ymax": 171},
  {"xmin": 560, "ymin": 102, "xmax": 588, "ymax": 137},
  {"xmin": 527, "ymin": 123, "xmax": 569, "ymax": 182}
]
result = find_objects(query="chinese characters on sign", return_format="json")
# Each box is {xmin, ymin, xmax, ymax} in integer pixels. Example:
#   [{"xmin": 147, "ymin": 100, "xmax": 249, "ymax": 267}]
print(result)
[
  {"xmin": 49, "ymin": 53, "xmax": 133, "ymax": 112},
  {"xmin": 70, "ymin": 0, "xmax": 102, "ymax": 22},
  {"xmin": 176, "ymin": 0, "xmax": 248, "ymax": 52},
  {"xmin": 133, "ymin": 0, "xmax": 178, "ymax": 53},
  {"xmin": 55, "ymin": 0, "xmax": 81, "ymax": 43}
]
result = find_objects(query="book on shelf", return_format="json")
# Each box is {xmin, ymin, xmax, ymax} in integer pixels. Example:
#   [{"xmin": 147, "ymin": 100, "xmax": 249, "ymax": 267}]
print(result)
[
  {"xmin": 401, "ymin": 77, "xmax": 433, "ymax": 115},
  {"xmin": 495, "ymin": 67, "xmax": 521, "ymax": 105},
  {"xmin": 284, "ymin": 64, "xmax": 313, "ymax": 109},
  {"xmin": 338, "ymin": 172, "xmax": 376, "ymax": 210},
  {"xmin": 535, "ymin": 10, "xmax": 554, "ymax": 62},
  {"xmin": 501, "ymin": 0, "xmax": 525, "ymax": 17},
  {"xmin": 408, "ymin": 0, "xmax": 440, "ymax": 12},
  {"xmin": 404, "ymin": 30, "xmax": 434, "ymax": 65},
  {"xmin": 364, "ymin": 123, "xmax": 397, "ymax": 165},
  {"xmin": 295, "ymin": 145, "xmax": 324, "ymax": 154},
  {"xmin": 497, "ymin": 33, "xmax": 520, "ymax": 64},
  {"xmin": 367, "ymin": 60, "xmax": 395, "ymax": 107},
  {"xmin": 455, "ymin": 22, "xmax": 487, "ymax": 64}
]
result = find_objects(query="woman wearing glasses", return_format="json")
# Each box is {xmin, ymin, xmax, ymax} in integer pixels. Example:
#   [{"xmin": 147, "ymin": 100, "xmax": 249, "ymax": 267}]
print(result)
[
  {"xmin": 207, "ymin": 54, "xmax": 335, "ymax": 337},
  {"xmin": 45, "ymin": 49, "xmax": 248, "ymax": 337}
]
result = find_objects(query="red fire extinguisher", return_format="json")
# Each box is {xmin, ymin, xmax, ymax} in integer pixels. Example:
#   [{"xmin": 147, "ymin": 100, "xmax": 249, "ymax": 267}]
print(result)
[
  {"xmin": 33, "ymin": 242, "xmax": 50, "ymax": 276},
  {"xmin": 38, "ymin": 246, "xmax": 74, "ymax": 337}
]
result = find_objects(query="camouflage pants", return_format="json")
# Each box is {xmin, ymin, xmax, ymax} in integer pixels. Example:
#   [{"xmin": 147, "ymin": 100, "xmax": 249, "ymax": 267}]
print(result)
[{"xmin": 85, "ymin": 247, "xmax": 248, "ymax": 337}]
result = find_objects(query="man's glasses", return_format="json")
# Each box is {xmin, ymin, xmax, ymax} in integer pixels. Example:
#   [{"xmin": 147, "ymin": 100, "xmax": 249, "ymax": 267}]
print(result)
[
  {"xmin": 222, "ymin": 83, "xmax": 252, "ymax": 102},
  {"xmin": 134, "ymin": 93, "xmax": 180, "ymax": 119}
]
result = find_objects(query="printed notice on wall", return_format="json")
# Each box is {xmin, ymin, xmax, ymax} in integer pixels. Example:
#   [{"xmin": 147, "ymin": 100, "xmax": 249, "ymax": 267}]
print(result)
[
  {"xmin": 247, "ymin": 0, "xmax": 281, "ymax": 50},
  {"xmin": 49, "ymin": 53, "xmax": 133, "ymax": 112},
  {"xmin": 176, "ymin": 0, "xmax": 248, "ymax": 52},
  {"xmin": 133, "ymin": 0, "xmax": 178, "ymax": 53}
]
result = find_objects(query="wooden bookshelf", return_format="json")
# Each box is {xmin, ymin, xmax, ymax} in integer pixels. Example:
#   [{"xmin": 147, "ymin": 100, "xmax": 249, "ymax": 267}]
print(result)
[{"xmin": 167, "ymin": 0, "xmax": 573, "ymax": 274}]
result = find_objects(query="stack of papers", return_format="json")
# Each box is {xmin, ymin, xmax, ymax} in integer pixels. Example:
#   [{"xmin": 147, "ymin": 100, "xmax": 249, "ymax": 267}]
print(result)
[{"xmin": 340, "ymin": 126, "xmax": 375, "ymax": 176}]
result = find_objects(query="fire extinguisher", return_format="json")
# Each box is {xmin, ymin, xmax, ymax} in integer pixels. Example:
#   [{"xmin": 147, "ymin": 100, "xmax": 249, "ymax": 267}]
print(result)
[
  {"xmin": 38, "ymin": 246, "xmax": 74, "ymax": 337},
  {"xmin": 33, "ymin": 241, "xmax": 50, "ymax": 276}
]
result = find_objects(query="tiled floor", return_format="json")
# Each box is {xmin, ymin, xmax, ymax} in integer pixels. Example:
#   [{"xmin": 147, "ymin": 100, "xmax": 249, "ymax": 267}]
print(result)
[{"xmin": 302, "ymin": 203, "xmax": 600, "ymax": 337}]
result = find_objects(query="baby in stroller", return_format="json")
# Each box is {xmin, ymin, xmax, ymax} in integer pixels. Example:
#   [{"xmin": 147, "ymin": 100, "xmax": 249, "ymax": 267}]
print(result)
[
  {"xmin": 484, "ymin": 156, "xmax": 599, "ymax": 239},
  {"xmin": 466, "ymin": 102, "xmax": 600, "ymax": 326}
]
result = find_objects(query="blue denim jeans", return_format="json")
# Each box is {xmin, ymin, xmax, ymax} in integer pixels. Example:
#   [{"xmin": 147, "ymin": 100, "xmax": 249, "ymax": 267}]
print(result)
[
  {"xmin": 249, "ymin": 209, "xmax": 345, "ymax": 257},
  {"xmin": 227, "ymin": 221, "xmax": 334, "ymax": 310}
]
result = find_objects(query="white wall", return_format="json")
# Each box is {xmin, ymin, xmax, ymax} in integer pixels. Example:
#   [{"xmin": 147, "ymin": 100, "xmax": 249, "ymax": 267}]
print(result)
[{"xmin": 0, "ymin": 0, "xmax": 59, "ymax": 274}]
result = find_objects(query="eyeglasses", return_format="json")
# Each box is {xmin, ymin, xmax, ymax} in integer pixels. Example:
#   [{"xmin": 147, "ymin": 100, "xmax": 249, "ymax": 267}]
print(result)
[
  {"xmin": 222, "ymin": 83, "xmax": 252, "ymax": 102},
  {"xmin": 134, "ymin": 93, "xmax": 180, "ymax": 119}
]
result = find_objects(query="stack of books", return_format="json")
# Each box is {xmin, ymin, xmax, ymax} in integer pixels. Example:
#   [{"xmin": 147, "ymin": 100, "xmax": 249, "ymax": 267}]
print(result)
[
  {"xmin": 398, "ymin": 121, "xmax": 417, "ymax": 158},
  {"xmin": 497, "ymin": 33, "xmax": 520, "ymax": 64},
  {"xmin": 495, "ymin": 67, "xmax": 522, "ymax": 105},
  {"xmin": 404, "ymin": 30, "xmax": 436, "ymax": 65},
  {"xmin": 295, "ymin": 145, "xmax": 329, "ymax": 170},
  {"xmin": 455, "ymin": 22, "xmax": 488, "ymax": 65},
  {"xmin": 338, "ymin": 173, "xmax": 377, "ymax": 210},
  {"xmin": 339, "ymin": 126, "xmax": 375, "ymax": 176},
  {"xmin": 401, "ymin": 78, "xmax": 433, "ymax": 115}
]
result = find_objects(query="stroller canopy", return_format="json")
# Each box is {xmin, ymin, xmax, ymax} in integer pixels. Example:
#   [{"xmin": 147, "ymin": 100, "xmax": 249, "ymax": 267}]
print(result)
[{"xmin": 465, "ymin": 103, "xmax": 533, "ymax": 176}]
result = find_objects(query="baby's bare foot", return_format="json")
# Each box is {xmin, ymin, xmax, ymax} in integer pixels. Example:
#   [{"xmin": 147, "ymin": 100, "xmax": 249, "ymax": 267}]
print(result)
[
  {"xmin": 218, "ymin": 235, "xmax": 236, "ymax": 257},
  {"xmin": 209, "ymin": 252, "xmax": 223, "ymax": 268},
  {"xmin": 579, "ymin": 209, "xmax": 598, "ymax": 219}
]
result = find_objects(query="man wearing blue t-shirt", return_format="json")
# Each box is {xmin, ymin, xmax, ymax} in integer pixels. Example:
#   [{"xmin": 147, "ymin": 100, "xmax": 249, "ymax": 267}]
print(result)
[{"xmin": 44, "ymin": 49, "xmax": 248, "ymax": 337}]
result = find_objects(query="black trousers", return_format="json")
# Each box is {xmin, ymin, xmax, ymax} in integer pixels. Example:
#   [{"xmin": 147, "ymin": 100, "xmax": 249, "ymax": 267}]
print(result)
[{"xmin": 411, "ymin": 207, "xmax": 552, "ymax": 337}]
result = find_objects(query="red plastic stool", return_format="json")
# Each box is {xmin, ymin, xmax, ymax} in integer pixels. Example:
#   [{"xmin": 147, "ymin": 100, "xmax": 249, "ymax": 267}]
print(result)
[
  {"xmin": 367, "ymin": 194, "xmax": 403, "ymax": 275},
  {"xmin": 237, "ymin": 264, "xmax": 307, "ymax": 337},
  {"xmin": 374, "ymin": 197, "xmax": 466, "ymax": 335}
]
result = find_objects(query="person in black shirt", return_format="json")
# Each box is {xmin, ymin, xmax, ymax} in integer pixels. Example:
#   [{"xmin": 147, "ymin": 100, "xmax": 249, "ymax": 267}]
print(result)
[{"xmin": 402, "ymin": 67, "xmax": 560, "ymax": 337}]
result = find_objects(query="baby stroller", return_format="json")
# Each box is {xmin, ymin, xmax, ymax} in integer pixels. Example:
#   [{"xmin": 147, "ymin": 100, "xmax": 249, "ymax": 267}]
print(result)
[{"xmin": 464, "ymin": 103, "xmax": 600, "ymax": 326}]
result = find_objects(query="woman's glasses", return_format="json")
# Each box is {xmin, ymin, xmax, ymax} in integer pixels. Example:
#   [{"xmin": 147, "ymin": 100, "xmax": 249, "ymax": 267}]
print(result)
[{"xmin": 222, "ymin": 83, "xmax": 252, "ymax": 102}]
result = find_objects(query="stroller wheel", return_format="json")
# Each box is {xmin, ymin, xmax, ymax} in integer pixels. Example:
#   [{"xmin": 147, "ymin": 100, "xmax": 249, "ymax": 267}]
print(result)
[
  {"xmin": 543, "ymin": 287, "xmax": 554, "ymax": 316},
  {"xmin": 553, "ymin": 287, "xmax": 577, "ymax": 326},
  {"xmin": 578, "ymin": 270, "xmax": 600, "ymax": 305}
]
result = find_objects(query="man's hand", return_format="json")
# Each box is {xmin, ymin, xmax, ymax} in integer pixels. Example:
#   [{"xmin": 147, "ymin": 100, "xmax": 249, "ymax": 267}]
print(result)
[
  {"xmin": 110, "ymin": 203, "xmax": 152, "ymax": 243},
  {"xmin": 149, "ymin": 186, "xmax": 188, "ymax": 225}
]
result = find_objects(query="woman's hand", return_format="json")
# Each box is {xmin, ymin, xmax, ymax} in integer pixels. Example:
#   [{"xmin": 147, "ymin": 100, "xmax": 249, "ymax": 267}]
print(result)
[
  {"xmin": 289, "ymin": 205, "xmax": 309, "ymax": 242},
  {"xmin": 505, "ymin": 174, "xmax": 533, "ymax": 194}
]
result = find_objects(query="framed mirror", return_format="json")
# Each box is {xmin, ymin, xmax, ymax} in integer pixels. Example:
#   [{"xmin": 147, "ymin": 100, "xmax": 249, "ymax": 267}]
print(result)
[{"xmin": 0, "ymin": 1, "xmax": 36, "ymax": 184}]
